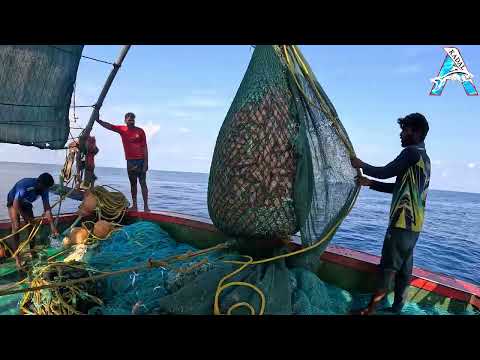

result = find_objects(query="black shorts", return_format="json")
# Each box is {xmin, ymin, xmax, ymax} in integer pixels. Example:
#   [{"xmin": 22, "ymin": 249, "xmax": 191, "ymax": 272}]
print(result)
[{"xmin": 6, "ymin": 198, "xmax": 34, "ymax": 219}]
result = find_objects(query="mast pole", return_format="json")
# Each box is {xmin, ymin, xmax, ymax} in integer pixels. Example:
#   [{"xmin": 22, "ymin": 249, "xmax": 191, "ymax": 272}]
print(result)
[
  {"xmin": 75, "ymin": 45, "xmax": 131, "ymax": 190},
  {"xmin": 81, "ymin": 45, "xmax": 131, "ymax": 137}
]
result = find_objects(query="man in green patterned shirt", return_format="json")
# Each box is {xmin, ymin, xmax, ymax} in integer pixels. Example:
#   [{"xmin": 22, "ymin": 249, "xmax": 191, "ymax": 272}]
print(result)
[{"xmin": 350, "ymin": 113, "xmax": 431, "ymax": 315}]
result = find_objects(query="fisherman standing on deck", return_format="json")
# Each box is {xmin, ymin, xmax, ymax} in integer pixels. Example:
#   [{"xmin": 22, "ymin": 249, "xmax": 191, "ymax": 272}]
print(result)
[
  {"xmin": 350, "ymin": 113, "xmax": 431, "ymax": 315},
  {"xmin": 4, "ymin": 173, "xmax": 59, "ymax": 269},
  {"xmin": 96, "ymin": 112, "xmax": 150, "ymax": 212}
]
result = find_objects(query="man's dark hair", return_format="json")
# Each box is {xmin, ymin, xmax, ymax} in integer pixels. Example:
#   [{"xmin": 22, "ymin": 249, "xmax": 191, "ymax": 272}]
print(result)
[
  {"xmin": 125, "ymin": 112, "xmax": 136, "ymax": 119},
  {"xmin": 398, "ymin": 113, "xmax": 429, "ymax": 141},
  {"xmin": 37, "ymin": 173, "xmax": 54, "ymax": 188}
]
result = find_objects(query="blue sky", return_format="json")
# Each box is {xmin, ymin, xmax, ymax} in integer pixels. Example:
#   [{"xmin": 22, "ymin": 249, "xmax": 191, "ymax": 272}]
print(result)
[{"xmin": 0, "ymin": 45, "xmax": 479, "ymax": 193}]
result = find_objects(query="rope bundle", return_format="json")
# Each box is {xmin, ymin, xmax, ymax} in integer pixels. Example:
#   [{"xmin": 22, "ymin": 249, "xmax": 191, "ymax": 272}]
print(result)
[
  {"xmin": 91, "ymin": 185, "xmax": 129, "ymax": 221},
  {"xmin": 19, "ymin": 262, "xmax": 103, "ymax": 315}
]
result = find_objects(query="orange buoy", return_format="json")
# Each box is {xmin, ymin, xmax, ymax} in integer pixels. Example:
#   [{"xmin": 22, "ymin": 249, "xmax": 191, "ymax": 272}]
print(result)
[
  {"xmin": 63, "ymin": 236, "xmax": 72, "ymax": 247},
  {"xmin": 93, "ymin": 220, "xmax": 113, "ymax": 239},
  {"xmin": 0, "ymin": 246, "xmax": 6, "ymax": 258},
  {"xmin": 69, "ymin": 227, "xmax": 89, "ymax": 245},
  {"xmin": 78, "ymin": 191, "xmax": 97, "ymax": 217}
]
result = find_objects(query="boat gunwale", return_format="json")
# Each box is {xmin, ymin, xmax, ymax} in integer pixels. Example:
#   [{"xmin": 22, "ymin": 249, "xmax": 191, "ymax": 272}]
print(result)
[{"xmin": 1, "ymin": 210, "xmax": 478, "ymax": 309}]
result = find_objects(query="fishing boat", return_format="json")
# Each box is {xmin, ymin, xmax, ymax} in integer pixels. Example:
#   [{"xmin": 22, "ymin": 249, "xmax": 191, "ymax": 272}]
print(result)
[
  {"xmin": 0, "ymin": 210, "xmax": 478, "ymax": 314},
  {"xmin": 0, "ymin": 45, "xmax": 478, "ymax": 315}
]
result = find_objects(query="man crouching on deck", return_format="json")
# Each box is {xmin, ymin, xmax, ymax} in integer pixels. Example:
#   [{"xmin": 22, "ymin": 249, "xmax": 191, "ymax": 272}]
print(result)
[
  {"xmin": 350, "ymin": 113, "xmax": 431, "ymax": 315},
  {"xmin": 4, "ymin": 173, "xmax": 59, "ymax": 269},
  {"xmin": 96, "ymin": 112, "xmax": 150, "ymax": 212}
]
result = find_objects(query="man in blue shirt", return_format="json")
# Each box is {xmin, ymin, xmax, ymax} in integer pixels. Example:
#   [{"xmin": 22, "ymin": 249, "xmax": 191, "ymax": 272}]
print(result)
[{"xmin": 4, "ymin": 173, "xmax": 59, "ymax": 268}]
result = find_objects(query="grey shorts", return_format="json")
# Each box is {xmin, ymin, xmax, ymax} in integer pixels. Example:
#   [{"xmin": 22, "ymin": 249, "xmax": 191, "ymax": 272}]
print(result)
[
  {"xmin": 378, "ymin": 227, "xmax": 419, "ymax": 291},
  {"xmin": 127, "ymin": 159, "xmax": 145, "ymax": 177}
]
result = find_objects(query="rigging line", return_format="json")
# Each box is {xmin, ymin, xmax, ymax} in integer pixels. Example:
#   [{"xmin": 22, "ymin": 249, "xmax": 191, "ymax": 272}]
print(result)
[
  {"xmin": 80, "ymin": 55, "xmax": 115, "ymax": 66},
  {"xmin": 22, "ymin": 138, "xmax": 73, "ymax": 144},
  {"xmin": 47, "ymin": 45, "xmax": 114, "ymax": 66},
  {"xmin": 0, "ymin": 102, "xmax": 91, "ymax": 108},
  {"xmin": 0, "ymin": 123, "xmax": 67, "ymax": 128},
  {"xmin": 0, "ymin": 102, "xmax": 60, "ymax": 108}
]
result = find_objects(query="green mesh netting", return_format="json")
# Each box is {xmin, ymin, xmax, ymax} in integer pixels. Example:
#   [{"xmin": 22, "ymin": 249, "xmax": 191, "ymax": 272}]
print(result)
[
  {"xmin": 84, "ymin": 222, "xmax": 211, "ymax": 315},
  {"xmin": 80, "ymin": 222, "xmax": 354, "ymax": 315},
  {"xmin": 2, "ymin": 222, "xmax": 478, "ymax": 315},
  {"xmin": 208, "ymin": 45, "xmax": 359, "ymax": 254},
  {"xmin": 0, "ymin": 45, "xmax": 83, "ymax": 149}
]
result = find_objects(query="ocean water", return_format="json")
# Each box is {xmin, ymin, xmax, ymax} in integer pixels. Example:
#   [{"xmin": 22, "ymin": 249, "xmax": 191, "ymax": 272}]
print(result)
[{"xmin": 0, "ymin": 161, "xmax": 479, "ymax": 286}]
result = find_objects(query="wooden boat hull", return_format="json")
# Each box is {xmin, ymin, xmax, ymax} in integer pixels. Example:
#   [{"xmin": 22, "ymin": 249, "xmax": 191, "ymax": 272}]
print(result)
[{"xmin": 1, "ymin": 210, "xmax": 479, "ymax": 314}]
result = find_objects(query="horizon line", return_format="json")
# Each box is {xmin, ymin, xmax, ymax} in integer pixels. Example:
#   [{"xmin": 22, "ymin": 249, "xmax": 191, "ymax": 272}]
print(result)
[{"xmin": 0, "ymin": 160, "xmax": 478, "ymax": 195}]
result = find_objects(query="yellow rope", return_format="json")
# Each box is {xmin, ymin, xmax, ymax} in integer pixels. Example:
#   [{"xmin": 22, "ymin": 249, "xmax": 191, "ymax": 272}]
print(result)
[
  {"xmin": 91, "ymin": 186, "xmax": 129, "ymax": 222},
  {"xmin": 212, "ymin": 184, "xmax": 360, "ymax": 315},
  {"xmin": 280, "ymin": 45, "xmax": 357, "ymax": 157},
  {"xmin": 0, "ymin": 243, "xmax": 229, "ymax": 298},
  {"xmin": 214, "ymin": 255, "xmax": 266, "ymax": 315},
  {"xmin": 0, "ymin": 223, "xmax": 32, "ymax": 256},
  {"xmin": 11, "ymin": 221, "xmax": 42, "ymax": 258},
  {"xmin": 19, "ymin": 261, "xmax": 104, "ymax": 315}
]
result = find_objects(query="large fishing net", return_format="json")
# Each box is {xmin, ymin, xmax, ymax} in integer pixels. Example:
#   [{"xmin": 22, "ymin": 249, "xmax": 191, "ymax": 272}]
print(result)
[
  {"xmin": 208, "ymin": 45, "xmax": 359, "ymax": 251},
  {"xmin": 0, "ymin": 45, "xmax": 83, "ymax": 149}
]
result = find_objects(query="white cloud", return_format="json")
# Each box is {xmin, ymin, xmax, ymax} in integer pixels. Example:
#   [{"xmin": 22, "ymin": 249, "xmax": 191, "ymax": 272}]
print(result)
[
  {"xmin": 164, "ymin": 146, "xmax": 183, "ymax": 154},
  {"xmin": 441, "ymin": 171, "xmax": 448, "ymax": 177},
  {"xmin": 467, "ymin": 162, "xmax": 476, "ymax": 169},
  {"xmin": 395, "ymin": 64, "xmax": 422, "ymax": 74},
  {"xmin": 191, "ymin": 89, "xmax": 217, "ymax": 96},
  {"xmin": 402, "ymin": 46, "xmax": 435, "ymax": 58},
  {"xmin": 184, "ymin": 96, "xmax": 225, "ymax": 109},
  {"xmin": 142, "ymin": 121, "xmax": 161, "ymax": 140},
  {"xmin": 169, "ymin": 110, "xmax": 192, "ymax": 118},
  {"xmin": 179, "ymin": 127, "xmax": 191, "ymax": 133},
  {"xmin": 432, "ymin": 160, "xmax": 441, "ymax": 166}
]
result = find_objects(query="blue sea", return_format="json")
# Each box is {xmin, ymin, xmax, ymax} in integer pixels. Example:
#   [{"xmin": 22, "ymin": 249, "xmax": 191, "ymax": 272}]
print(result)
[{"xmin": 1, "ymin": 161, "xmax": 479, "ymax": 286}]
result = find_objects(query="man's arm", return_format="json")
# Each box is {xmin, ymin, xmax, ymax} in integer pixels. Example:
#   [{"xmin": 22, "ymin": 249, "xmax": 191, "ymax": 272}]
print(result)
[
  {"xmin": 142, "ymin": 131, "xmax": 148, "ymax": 172},
  {"xmin": 356, "ymin": 176, "xmax": 394, "ymax": 194},
  {"xmin": 42, "ymin": 195, "xmax": 58, "ymax": 236},
  {"xmin": 352, "ymin": 148, "xmax": 419, "ymax": 179},
  {"xmin": 44, "ymin": 209, "xmax": 58, "ymax": 236},
  {"xmin": 97, "ymin": 118, "xmax": 120, "ymax": 133},
  {"xmin": 370, "ymin": 180, "xmax": 395, "ymax": 194}
]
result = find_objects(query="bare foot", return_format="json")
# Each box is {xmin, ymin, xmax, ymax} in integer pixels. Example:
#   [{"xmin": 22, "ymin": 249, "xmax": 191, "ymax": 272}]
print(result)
[
  {"xmin": 349, "ymin": 306, "xmax": 375, "ymax": 315},
  {"xmin": 144, "ymin": 207, "xmax": 151, "ymax": 212},
  {"xmin": 359, "ymin": 307, "xmax": 375, "ymax": 315},
  {"xmin": 128, "ymin": 206, "xmax": 138, "ymax": 212}
]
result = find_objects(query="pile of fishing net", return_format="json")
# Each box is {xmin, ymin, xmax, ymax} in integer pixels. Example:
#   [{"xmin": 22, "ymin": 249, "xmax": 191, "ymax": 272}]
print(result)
[
  {"xmin": 81, "ymin": 221, "xmax": 353, "ymax": 315},
  {"xmin": 8, "ymin": 222, "xmax": 478, "ymax": 315}
]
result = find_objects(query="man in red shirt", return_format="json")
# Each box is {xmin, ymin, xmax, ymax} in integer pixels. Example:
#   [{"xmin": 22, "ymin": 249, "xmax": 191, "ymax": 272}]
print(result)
[{"xmin": 97, "ymin": 112, "xmax": 150, "ymax": 212}]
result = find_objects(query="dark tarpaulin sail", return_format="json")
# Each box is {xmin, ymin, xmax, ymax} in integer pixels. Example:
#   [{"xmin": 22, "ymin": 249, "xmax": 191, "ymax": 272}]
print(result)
[{"xmin": 0, "ymin": 45, "xmax": 84, "ymax": 149}]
